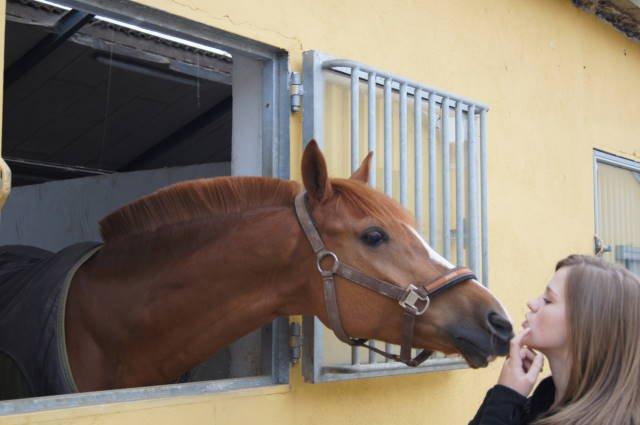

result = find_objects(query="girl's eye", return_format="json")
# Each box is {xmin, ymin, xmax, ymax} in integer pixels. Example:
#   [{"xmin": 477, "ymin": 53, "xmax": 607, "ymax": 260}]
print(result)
[
  {"xmin": 360, "ymin": 227, "xmax": 389, "ymax": 247},
  {"xmin": 543, "ymin": 297, "xmax": 551, "ymax": 305}
]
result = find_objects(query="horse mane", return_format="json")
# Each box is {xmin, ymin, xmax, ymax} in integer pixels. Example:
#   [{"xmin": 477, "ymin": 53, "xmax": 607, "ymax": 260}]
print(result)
[
  {"xmin": 99, "ymin": 177, "xmax": 301, "ymax": 242},
  {"xmin": 99, "ymin": 175, "xmax": 414, "ymax": 243}
]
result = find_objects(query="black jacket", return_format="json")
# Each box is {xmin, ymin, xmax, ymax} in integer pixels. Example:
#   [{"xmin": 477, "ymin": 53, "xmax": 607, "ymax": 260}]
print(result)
[{"xmin": 469, "ymin": 377, "xmax": 556, "ymax": 424}]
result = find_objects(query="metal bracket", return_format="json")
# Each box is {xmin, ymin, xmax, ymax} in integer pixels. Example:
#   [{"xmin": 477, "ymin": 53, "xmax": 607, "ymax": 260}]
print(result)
[
  {"xmin": 289, "ymin": 322, "xmax": 303, "ymax": 364},
  {"xmin": 594, "ymin": 235, "xmax": 612, "ymax": 256},
  {"xmin": 289, "ymin": 71, "xmax": 303, "ymax": 113}
]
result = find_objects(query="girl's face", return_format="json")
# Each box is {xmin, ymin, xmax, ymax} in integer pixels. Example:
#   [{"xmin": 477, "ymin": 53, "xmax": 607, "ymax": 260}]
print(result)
[{"xmin": 522, "ymin": 267, "xmax": 569, "ymax": 354}]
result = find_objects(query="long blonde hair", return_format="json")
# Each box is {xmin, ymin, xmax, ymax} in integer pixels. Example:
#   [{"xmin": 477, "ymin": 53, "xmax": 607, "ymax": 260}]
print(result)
[{"xmin": 534, "ymin": 255, "xmax": 640, "ymax": 425}]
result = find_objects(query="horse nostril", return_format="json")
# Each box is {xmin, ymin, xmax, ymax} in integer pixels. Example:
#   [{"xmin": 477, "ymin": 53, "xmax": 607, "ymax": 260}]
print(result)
[{"xmin": 487, "ymin": 311, "xmax": 514, "ymax": 341}]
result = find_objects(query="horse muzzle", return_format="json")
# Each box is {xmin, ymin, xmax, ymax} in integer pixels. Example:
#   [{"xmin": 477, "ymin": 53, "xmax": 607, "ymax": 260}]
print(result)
[{"xmin": 451, "ymin": 311, "xmax": 513, "ymax": 368}]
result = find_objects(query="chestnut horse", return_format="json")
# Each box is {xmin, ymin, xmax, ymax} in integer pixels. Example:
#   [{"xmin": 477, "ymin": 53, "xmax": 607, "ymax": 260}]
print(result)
[{"xmin": 6, "ymin": 140, "xmax": 513, "ymax": 395}]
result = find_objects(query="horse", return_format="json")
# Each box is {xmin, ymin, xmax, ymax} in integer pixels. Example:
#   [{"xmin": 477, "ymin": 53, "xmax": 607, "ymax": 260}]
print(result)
[{"xmin": 0, "ymin": 140, "xmax": 512, "ymax": 399}]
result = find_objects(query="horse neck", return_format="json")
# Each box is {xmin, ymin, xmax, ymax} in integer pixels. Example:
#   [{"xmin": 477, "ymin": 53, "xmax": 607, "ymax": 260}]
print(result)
[{"xmin": 69, "ymin": 204, "xmax": 317, "ymax": 390}]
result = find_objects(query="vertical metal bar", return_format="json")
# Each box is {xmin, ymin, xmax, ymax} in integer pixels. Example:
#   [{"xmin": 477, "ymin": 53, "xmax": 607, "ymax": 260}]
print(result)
[
  {"xmin": 302, "ymin": 50, "xmax": 325, "ymax": 150},
  {"xmin": 384, "ymin": 78, "xmax": 393, "ymax": 197},
  {"xmin": 368, "ymin": 343, "xmax": 376, "ymax": 364},
  {"xmin": 442, "ymin": 98, "xmax": 451, "ymax": 259},
  {"xmin": 350, "ymin": 67, "xmax": 361, "ymax": 366},
  {"xmin": 351, "ymin": 67, "xmax": 360, "ymax": 172},
  {"xmin": 428, "ymin": 94, "xmax": 437, "ymax": 245},
  {"xmin": 271, "ymin": 318, "xmax": 291, "ymax": 384},
  {"xmin": 383, "ymin": 77, "xmax": 393, "ymax": 359},
  {"xmin": 467, "ymin": 105, "xmax": 479, "ymax": 273},
  {"xmin": 479, "ymin": 108, "xmax": 489, "ymax": 285},
  {"xmin": 302, "ymin": 50, "xmax": 327, "ymax": 383},
  {"xmin": 593, "ymin": 156, "xmax": 601, "ymax": 242},
  {"xmin": 400, "ymin": 83, "xmax": 408, "ymax": 207},
  {"xmin": 368, "ymin": 72, "xmax": 377, "ymax": 364},
  {"xmin": 455, "ymin": 101, "xmax": 465, "ymax": 266},
  {"xmin": 368, "ymin": 72, "xmax": 377, "ymax": 187},
  {"xmin": 414, "ymin": 89, "xmax": 424, "ymax": 232},
  {"xmin": 400, "ymin": 84, "xmax": 409, "ymax": 360},
  {"xmin": 384, "ymin": 344, "xmax": 392, "ymax": 362}
]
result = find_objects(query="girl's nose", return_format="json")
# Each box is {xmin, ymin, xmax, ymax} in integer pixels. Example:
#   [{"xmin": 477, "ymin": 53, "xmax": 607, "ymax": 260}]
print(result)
[{"xmin": 527, "ymin": 298, "xmax": 538, "ymax": 312}]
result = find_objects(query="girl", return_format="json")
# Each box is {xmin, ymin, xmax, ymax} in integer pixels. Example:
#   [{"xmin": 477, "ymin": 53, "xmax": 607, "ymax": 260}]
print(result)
[{"xmin": 470, "ymin": 255, "xmax": 640, "ymax": 424}]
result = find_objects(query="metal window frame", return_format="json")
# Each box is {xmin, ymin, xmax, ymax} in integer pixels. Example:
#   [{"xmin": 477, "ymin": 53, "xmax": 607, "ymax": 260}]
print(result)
[
  {"xmin": 593, "ymin": 149, "xmax": 640, "ymax": 239},
  {"xmin": 301, "ymin": 50, "xmax": 490, "ymax": 383},
  {"xmin": 0, "ymin": 0, "xmax": 291, "ymax": 416}
]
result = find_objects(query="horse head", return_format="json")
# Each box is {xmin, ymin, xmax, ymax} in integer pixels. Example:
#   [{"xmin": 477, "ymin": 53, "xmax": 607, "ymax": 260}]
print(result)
[{"xmin": 299, "ymin": 140, "xmax": 512, "ymax": 368}]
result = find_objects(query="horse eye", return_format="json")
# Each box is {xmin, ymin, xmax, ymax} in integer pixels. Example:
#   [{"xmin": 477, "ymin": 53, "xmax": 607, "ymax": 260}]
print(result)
[{"xmin": 360, "ymin": 228, "xmax": 389, "ymax": 247}]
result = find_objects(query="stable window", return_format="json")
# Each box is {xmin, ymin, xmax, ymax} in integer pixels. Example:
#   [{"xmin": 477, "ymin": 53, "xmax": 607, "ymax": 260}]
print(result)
[
  {"xmin": 0, "ymin": 0, "xmax": 289, "ymax": 414},
  {"xmin": 301, "ymin": 51, "xmax": 490, "ymax": 382},
  {"xmin": 594, "ymin": 150, "xmax": 640, "ymax": 275}
]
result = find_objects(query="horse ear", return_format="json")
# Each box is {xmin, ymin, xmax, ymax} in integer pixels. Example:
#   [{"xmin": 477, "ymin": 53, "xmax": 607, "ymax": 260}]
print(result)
[
  {"xmin": 302, "ymin": 140, "xmax": 333, "ymax": 203},
  {"xmin": 350, "ymin": 151, "xmax": 373, "ymax": 184}
]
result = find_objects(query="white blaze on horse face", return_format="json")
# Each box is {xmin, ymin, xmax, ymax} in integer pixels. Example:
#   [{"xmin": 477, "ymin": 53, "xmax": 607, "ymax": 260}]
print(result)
[
  {"xmin": 405, "ymin": 225, "xmax": 455, "ymax": 270},
  {"xmin": 404, "ymin": 224, "xmax": 512, "ymax": 322}
]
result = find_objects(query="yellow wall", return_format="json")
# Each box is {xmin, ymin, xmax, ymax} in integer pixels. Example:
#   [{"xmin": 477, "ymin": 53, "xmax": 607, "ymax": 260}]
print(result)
[{"xmin": 2, "ymin": 0, "xmax": 640, "ymax": 423}]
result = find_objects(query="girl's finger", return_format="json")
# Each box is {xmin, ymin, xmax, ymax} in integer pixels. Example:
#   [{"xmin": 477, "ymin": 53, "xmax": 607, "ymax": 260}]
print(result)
[
  {"xmin": 523, "ymin": 348, "xmax": 535, "ymax": 362},
  {"xmin": 509, "ymin": 328, "xmax": 530, "ymax": 359},
  {"xmin": 526, "ymin": 352, "xmax": 544, "ymax": 380}
]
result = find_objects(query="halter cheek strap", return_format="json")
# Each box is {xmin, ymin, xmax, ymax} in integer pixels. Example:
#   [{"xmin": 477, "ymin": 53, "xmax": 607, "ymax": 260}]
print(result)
[{"xmin": 294, "ymin": 192, "xmax": 477, "ymax": 367}]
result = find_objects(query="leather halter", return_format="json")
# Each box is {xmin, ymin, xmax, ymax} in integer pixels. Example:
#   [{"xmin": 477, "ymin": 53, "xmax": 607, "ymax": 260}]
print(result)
[{"xmin": 294, "ymin": 192, "xmax": 477, "ymax": 367}]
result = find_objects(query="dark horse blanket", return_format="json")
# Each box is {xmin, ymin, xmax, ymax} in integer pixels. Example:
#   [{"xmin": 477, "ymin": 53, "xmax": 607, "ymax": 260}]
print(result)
[{"xmin": 0, "ymin": 242, "xmax": 102, "ymax": 400}]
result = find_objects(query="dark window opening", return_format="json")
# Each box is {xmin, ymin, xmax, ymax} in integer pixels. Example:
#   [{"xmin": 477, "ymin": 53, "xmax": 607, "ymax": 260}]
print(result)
[{"xmin": 3, "ymin": 0, "xmax": 232, "ymax": 186}]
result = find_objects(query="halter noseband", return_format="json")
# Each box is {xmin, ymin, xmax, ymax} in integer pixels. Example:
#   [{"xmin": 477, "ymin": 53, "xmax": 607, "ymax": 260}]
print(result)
[{"xmin": 294, "ymin": 192, "xmax": 476, "ymax": 367}]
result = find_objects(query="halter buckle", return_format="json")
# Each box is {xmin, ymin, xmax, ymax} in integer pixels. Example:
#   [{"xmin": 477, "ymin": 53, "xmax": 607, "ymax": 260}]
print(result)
[
  {"xmin": 399, "ymin": 284, "xmax": 430, "ymax": 315},
  {"xmin": 316, "ymin": 250, "xmax": 340, "ymax": 277}
]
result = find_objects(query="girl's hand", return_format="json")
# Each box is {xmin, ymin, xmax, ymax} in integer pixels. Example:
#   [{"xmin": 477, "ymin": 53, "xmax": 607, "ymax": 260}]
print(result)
[
  {"xmin": 497, "ymin": 328, "xmax": 544, "ymax": 397},
  {"xmin": 520, "ymin": 346, "xmax": 538, "ymax": 373}
]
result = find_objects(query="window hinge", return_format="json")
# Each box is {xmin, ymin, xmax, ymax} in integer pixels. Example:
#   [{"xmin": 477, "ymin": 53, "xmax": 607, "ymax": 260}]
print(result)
[
  {"xmin": 289, "ymin": 322, "xmax": 303, "ymax": 364},
  {"xmin": 289, "ymin": 71, "xmax": 303, "ymax": 113},
  {"xmin": 594, "ymin": 235, "xmax": 612, "ymax": 256}
]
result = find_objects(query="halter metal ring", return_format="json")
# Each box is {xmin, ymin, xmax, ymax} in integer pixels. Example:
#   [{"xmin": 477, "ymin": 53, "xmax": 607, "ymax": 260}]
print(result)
[
  {"xmin": 399, "ymin": 284, "xmax": 430, "ymax": 315},
  {"xmin": 316, "ymin": 250, "xmax": 340, "ymax": 276}
]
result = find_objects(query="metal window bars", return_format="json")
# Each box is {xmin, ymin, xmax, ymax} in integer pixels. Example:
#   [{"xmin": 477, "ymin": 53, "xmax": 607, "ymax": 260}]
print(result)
[{"xmin": 302, "ymin": 51, "xmax": 489, "ymax": 382}]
